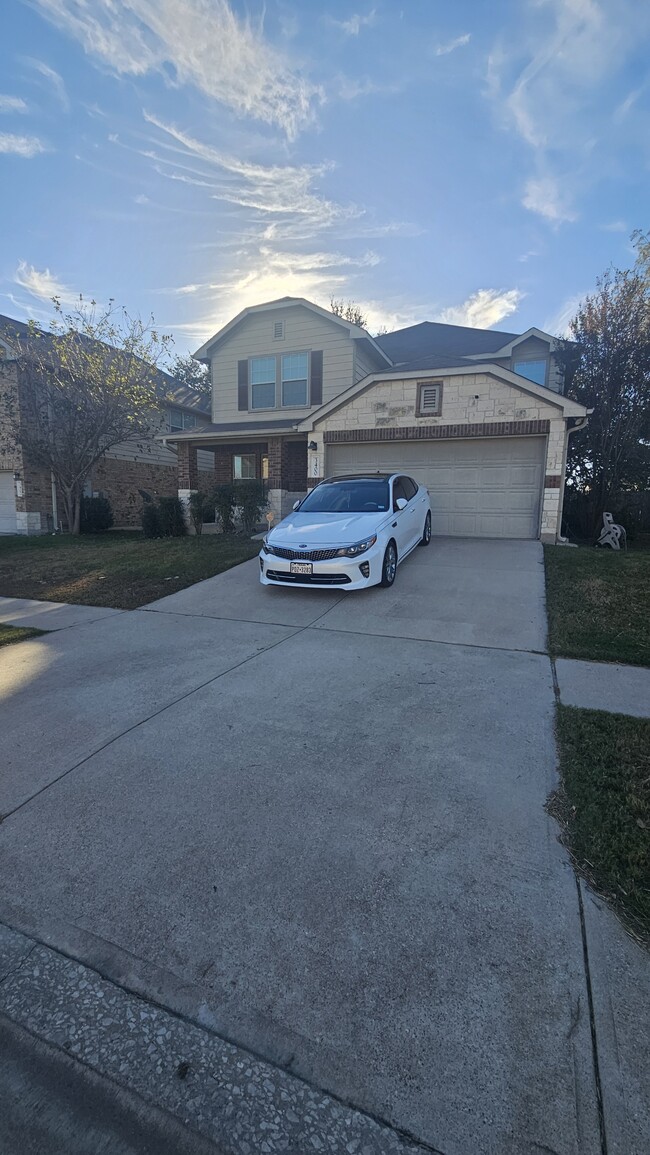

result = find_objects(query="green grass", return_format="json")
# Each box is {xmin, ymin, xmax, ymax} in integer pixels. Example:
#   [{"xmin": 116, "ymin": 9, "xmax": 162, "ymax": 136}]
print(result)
[
  {"xmin": 544, "ymin": 544, "xmax": 650, "ymax": 666},
  {"xmin": 0, "ymin": 532, "xmax": 261, "ymax": 610},
  {"xmin": 0, "ymin": 623, "xmax": 45, "ymax": 647},
  {"xmin": 552, "ymin": 706, "xmax": 650, "ymax": 942}
]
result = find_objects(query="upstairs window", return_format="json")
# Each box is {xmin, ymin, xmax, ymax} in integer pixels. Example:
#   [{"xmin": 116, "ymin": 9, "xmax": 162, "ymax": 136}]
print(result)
[
  {"xmin": 168, "ymin": 407, "xmax": 199, "ymax": 431},
  {"xmin": 250, "ymin": 356, "xmax": 276, "ymax": 409},
  {"xmin": 513, "ymin": 359, "xmax": 547, "ymax": 386},
  {"xmin": 281, "ymin": 352, "xmax": 309, "ymax": 406}
]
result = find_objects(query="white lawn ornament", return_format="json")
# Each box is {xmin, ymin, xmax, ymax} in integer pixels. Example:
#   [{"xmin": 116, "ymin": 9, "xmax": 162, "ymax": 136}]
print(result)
[{"xmin": 596, "ymin": 512, "xmax": 627, "ymax": 551}]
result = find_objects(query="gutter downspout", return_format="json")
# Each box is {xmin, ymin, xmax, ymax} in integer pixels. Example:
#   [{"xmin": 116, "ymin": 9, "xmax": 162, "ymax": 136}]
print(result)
[
  {"xmin": 50, "ymin": 470, "xmax": 58, "ymax": 532},
  {"xmin": 557, "ymin": 412, "xmax": 591, "ymax": 542}
]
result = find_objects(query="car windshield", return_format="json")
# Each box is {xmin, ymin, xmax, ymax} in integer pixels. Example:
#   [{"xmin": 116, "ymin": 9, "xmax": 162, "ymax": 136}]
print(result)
[{"xmin": 298, "ymin": 479, "xmax": 390, "ymax": 514}]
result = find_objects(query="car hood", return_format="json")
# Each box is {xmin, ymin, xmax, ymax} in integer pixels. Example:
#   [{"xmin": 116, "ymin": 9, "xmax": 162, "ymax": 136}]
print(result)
[{"xmin": 268, "ymin": 511, "xmax": 385, "ymax": 546}]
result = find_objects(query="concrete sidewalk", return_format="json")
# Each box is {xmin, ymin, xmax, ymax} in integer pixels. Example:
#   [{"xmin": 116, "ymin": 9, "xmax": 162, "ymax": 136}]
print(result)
[
  {"xmin": 0, "ymin": 595, "xmax": 121, "ymax": 631},
  {"xmin": 555, "ymin": 656, "xmax": 650, "ymax": 718}
]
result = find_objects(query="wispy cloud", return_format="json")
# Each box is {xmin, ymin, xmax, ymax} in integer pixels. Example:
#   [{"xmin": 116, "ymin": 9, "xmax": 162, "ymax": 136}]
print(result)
[
  {"xmin": 601, "ymin": 219, "xmax": 627, "ymax": 232},
  {"xmin": 23, "ymin": 57, "xmax": 70, "ymax": 111},
  {"xmin": 0, "ymin": 95, "xmax": 28, "ymax": 114},
  {"xmin": 0, "ymin": 133, "xmax": 46, "ymax": 157},
  {"xmin": 329, "ymin": 10, "xmax": 377, "ymax": 36},
  {"xmin": 522, "ymin": 176, "xmax": 576, "ymax": 224},
  {"xmin": 436, "ymin": 288, "xmax": 523, "ymax": 329},
  {"xmin": 30, "ymin": 0, "xmax": 321, "ymax": 138},
  {"xmin": 14, "ymin": 261, "xmax": 79, "ymax": 303},
  {"xmin": 544, "ymin": 293, "xmax": 585, "ymax": 337},
  {"xmin": 336, "ymin": 76, "xmax": 402, "ymax": 101},
  {"xmin": 434, "ymin": 33, "xmax": 470, "ymax": 57}
]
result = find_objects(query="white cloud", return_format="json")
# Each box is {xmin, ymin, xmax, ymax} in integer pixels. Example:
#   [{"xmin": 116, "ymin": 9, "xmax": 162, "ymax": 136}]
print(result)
[
  {"xmin": 23, "ymin": 58, "xmax": 70, "ymax": 111},
  {"xmin": 601, "ymin": 219, "xmax": 627, "ymax": 232},
  {"xmin": 434, "ymin": 33, "xmax": 470, "ymax": 57},
  {"xmin": 30, "ymin": 0, "xmax": 321, "ymax": 138},
  {"xmin": 522, "ymin": 176, "xmax": 576, "ymax": 224},
  {"xmin": 336, "ymin": 76, "xmax": 402, "ymax": 101},
  {"xmin": 544, "ymin": 293, "xmax": 585, "ymax": 337},
  {"xmin": 0, "ymin": 95, "xmax": 28, "ymax": 113},
  {"xmin": 0, "ymin": 133, "xmax": 46, "ymax": 157},
  {"xmin": 14, "ymin": 261, "xmax": 79, "ymax": 304},
  {"xmin": 330, "ymin": 10, "xmax": 377, "ymax": 36},
  {"xmin": 436, "ymin": 288, "xmax": 523, "ymax": 329},
  {"xmin": 134, "ymin": 193, "xmax": 150, "ymax": 204}
]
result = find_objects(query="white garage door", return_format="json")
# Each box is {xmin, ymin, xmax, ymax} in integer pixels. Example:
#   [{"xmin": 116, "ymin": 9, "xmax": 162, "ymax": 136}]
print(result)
[
  {"xmin": 0, "ymin": 471, "xmax": 17, "ymax": 534},
  {"xmin": 327, "ymin": 437, "xmax": 545, "ymax": 539}
]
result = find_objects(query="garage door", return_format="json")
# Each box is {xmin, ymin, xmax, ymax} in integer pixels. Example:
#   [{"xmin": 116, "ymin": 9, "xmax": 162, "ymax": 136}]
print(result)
[
  {"xmin": 327, "ymin": 437, "xmax": 545, "ymax": 539},
  {"xmin": 0, "ymin": 471, "xmax": 17, "ymax": 534}
]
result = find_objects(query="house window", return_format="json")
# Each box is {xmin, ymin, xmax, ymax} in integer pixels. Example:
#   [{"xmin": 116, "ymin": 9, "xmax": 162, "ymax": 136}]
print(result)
[
  {"xmin": 168, "ymin": 407, "xmax": 199, "ymax": 431},
  {"xmin": 416, "ymin": 380, "xmax": 443, "ymax": 416},
  {"xmin": 250, "ymin": 356, "xmax": 276, "ymax": 409},
  {"xmin": 233, "ymin": 453, "xmax": 257, "ymax": 480},
  {"xmin": 273, "ymin": 321, "xmax": 285, "ymax": 339},
  {"xmin": 281, "ymin": 352, "xmax": 309, "ymax": 407},
  {"xmin": 513, "ymin": 359, "xmax": 547, "ymax": 386}
]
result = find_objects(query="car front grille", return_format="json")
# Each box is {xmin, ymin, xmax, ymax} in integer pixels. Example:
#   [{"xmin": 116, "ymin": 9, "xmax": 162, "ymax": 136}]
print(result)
[
  {"xmin": 270, "ymin": 546, "xmax": 340, "ymax": 562},
  {"xmin": 266, "ymin": 570, "xmax": 351, "ymax": 586}
]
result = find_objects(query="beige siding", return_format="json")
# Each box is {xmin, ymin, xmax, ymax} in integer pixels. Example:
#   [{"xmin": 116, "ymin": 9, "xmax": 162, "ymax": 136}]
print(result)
[
  {"xmin": 210, "ymin": 304, "xmax": 355, "ymax": 424},
  {"xmin": 104, "ymin": 412, "xmax": 212, "ymax": 467},
  {"xmin": 353, "ymin": 341, "xmax": 385, "ymax": 384}
]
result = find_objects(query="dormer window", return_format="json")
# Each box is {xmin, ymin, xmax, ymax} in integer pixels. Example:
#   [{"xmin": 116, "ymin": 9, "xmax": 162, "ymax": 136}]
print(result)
[
  {"xmin": 416, "ymin": 380, "xmax": 443, "ymax": 416},
  {"xmin": 513, "ymin": 359, "xmax": 547, "ymax": 386},
  {"xmin": 273, "ymin": 320, "xmax": 285, "ymax": 340}
]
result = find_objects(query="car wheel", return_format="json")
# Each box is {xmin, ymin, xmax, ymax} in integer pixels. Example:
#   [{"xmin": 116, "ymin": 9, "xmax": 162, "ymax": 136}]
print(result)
[
  {"xmin": 380, "ymin": 540, "xmax": 397, "ymax": 587},
  {"xmin": 420, "ymin": 511, "xmax": 431, "ymax": 547}
]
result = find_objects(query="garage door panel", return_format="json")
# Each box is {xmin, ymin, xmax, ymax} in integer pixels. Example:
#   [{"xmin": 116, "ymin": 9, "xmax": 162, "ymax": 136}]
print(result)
[{"xmin": 327, "ymin": 437, "xmax": 545, "ymax": 539}]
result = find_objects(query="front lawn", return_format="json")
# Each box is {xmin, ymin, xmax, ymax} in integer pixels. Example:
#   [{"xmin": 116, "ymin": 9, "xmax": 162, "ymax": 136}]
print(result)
[
  {"xmin": 0, "ymin": 533, "xmax": 261, "ymax": 610},
  {"xmin": 551, "ymin": 705, "xmax": 650, "ymax": 943},
  {"xmin": 0, "ymin": 623, "xmax": 45, "ymax": 647},
  {"xmin": 544, "ymin": 544, "xmax": 650, "ymax": 666}
]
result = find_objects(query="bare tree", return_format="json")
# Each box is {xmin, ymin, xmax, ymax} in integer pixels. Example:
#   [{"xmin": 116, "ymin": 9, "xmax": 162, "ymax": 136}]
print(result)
[
  {"xmin": 169, "ymin": 353, "xmax": 211, "ymax": 396},
  {"xmin": 329, "ymin": 298, "xmax": 369, "ymax": 330},
  {"xmin": 0, "ymin": 298, "xmax": 172, "ymax": 534}
]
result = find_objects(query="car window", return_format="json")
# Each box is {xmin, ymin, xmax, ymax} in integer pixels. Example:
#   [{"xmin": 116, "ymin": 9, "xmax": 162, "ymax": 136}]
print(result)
[
  {"xmin": 403, "ymin": 476, "xmax": 418, "ymax": 500},
  {"xmin": 392, "ymin": 478, "xmax": 408, "ymax": 511},
  {"xmin": 299, "ymin": 478, "xmax": 390, "ymax": 513}
]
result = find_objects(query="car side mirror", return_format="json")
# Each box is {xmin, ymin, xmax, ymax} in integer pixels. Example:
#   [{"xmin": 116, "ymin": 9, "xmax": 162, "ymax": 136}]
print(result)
[
  {"xmin": 293, "ymin": 500, "xmax": 301, "ymax": 511},
  {"xmin": 395, "ymin": 497, "xmax": 408, "ymax": 511}
]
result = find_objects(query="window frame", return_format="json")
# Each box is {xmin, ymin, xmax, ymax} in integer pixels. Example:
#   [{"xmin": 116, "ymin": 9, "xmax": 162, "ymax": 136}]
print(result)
[
  {"xmin": 168, "ymin": 406, "xmax": 199, "ymax": 432},
  {"xmin": 415, "ymin": 379, "xmax": 443, "ymax": 417},
  {"xmin": 248, "ymin": 351, "xmax": 311, "ymax": 411},
  {"xmin": 232, "ymin": 453, "xmax": 257, "ymax": 481},
  {"xmin": 281, "ymin": 351, "xmax": 309, "ymax": 408},
  {"xmin": 512, "ymin": 358, "xmax": 548, "ymax": 387},
  {"xmin": 249, "ymin": 356, "xmax": 277, "ymax": 411}
]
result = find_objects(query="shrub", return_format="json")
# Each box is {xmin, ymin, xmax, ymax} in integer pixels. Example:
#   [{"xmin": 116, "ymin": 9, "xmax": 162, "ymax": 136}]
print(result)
[
  {"xmin": 157, "ymin": 495, "xmax": 187, "ymax": 537},
  {"xmin": 80, "ymin": 495, "xmax": 114, "ymax": 534},
  {"xmin": 213, "ymin": 483, "xmax": 236, "ymax": 534},
  {"xmin": 234, "ymin": 480, "xmax": 268, "ymax": 535},
  {"xmin": 142, "ymin": 503, "xmax": 163, "ymax": 538},
  {"xmin": 188, "ymin": 490, "xmax": 210, "ymax": 535}
]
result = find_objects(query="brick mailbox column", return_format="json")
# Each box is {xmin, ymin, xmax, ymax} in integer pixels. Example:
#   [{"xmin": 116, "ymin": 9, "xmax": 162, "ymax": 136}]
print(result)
[
  {"xmin": 177, "ymin": 439, "xmax": 199, "ymax": 530},
  {"xmin": 267, "ymin": 438, "xmax": 307, "ymax": 525}
]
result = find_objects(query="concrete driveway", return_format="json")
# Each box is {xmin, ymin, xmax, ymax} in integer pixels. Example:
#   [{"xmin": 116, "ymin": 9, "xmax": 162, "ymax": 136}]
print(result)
[{"xmin": 0, "ymin": 540, "xmax": 607, "ymax": 1152}]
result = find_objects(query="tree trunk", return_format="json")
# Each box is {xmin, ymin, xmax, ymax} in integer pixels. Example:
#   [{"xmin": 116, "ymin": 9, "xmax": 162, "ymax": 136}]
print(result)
[{"xmin": 72, "ymin": 495, "xmax": 81, "ymax": 535}]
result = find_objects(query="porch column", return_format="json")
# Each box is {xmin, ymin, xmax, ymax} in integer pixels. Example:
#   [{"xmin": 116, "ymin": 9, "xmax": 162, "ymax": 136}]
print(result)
[
  {"xmin": 177, "ymin": 439, "xmax": 199, "ymax": 531},
  {"xmin": 266, "ymin": 438, "xmax": 307, "ymax": 525}
]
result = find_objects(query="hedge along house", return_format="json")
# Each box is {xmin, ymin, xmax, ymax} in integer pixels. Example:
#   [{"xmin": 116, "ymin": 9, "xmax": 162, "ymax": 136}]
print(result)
[
  {"xmin": 164, "ymin": 297, "xmax": 589, "ymax": 542},
  {"xmin": 0, "ymin": 313, "xmax": 217, "ymax": 534}
]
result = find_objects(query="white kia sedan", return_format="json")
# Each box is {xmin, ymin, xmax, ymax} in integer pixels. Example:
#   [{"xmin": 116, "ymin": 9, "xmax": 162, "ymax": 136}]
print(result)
[{"xmin": 259, "ymin": 473, "xmax": 431, "ymax": 590}]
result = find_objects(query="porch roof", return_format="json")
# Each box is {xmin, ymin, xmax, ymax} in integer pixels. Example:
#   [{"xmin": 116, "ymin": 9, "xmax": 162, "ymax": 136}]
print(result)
[{"xmin": 158, "ymin": 418, "xmax": 302, "ymax": 444}]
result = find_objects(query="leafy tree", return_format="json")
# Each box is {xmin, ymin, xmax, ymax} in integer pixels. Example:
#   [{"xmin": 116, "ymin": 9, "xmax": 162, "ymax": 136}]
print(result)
[
  {"xmin": 0, "ymin": 297, "xmax": 172, "ymax": 534},
  {"xmin": 329, "ymin": 298, "xmax": 368, "ymax": 330},
  {"xmin": 556, "ymin": 262, "xmax": 650, "ymax": 532},
  {"xmin": 169, "ymin": 353, "xmax": 211, "ymax": 396}
]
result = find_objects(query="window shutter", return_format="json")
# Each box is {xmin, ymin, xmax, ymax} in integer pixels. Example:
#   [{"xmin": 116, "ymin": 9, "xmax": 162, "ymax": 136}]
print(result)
[
  {"xmin": 310, "ymin": 350, "xmax": 323, "ymax": 406},
  {"xmin": 237, "ymin": 360, "xmax": 248, "ymax": 411}
]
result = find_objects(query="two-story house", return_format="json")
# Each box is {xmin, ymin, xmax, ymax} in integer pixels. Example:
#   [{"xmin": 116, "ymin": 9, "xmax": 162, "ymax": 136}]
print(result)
[
  {"xmin": 0, "ymin": 313, "xmax": 217, "ymax": 533},
  {"xmin": 166, "ymin": 297, "xmax": 588, "ymax": 542}
]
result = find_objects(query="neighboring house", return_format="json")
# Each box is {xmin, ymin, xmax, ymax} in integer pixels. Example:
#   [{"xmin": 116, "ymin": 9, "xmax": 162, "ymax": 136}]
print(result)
[
  {"xmin": 164, "ymin": 297, "xmax": 589, "ymax": 542},
  {"xmin": 0, "ymin": 313, "xmax": 217, "ymax": 534}
]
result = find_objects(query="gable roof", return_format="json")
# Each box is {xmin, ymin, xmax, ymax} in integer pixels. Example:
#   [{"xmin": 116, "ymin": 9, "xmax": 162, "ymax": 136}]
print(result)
[
  {"xmin": 192, "ymin": 297, "xmax": 392, "ymax": 366},
  {"xmin": 0, "ymin": 313, "xmax": 209, "ymax": 415},
  {"xmin": 375, "ymin": 321, "xmax": 522, "ymax": 364}
]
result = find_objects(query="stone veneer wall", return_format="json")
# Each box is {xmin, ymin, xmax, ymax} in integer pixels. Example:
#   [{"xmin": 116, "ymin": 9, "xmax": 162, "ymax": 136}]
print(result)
[{"xmin": 307, "ymin": 371, "xmax": 571, "ymax": 542}]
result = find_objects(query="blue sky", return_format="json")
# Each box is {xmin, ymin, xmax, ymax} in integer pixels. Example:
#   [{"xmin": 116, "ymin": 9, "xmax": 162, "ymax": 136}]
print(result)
[{"xmin": 1, "ymin": 0, "xmax": 648, "ymax": 354}]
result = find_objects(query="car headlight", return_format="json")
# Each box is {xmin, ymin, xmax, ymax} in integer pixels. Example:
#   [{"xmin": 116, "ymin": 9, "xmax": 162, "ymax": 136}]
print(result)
[
  {"xmin": 262, "ymin": 537, "xmax": 275, "ymax": 556},
  {"xmin": 337, "ymin": 535, "xmax": 377, "ymax": 558}
]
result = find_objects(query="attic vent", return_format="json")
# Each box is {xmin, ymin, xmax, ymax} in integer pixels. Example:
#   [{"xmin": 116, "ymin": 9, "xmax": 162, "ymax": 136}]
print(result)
[
  {"xmin": 273, "ymin": 320, "xmax": 285, "ymax": 339},
  {"xmin": 416, "ymin": 381, "xmax": 442, "ymax": 416}
]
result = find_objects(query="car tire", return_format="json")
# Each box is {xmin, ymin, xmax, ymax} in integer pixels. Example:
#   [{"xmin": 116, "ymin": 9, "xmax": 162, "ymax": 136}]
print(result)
[
  {"xmin": 420, "ymin": 511, "xmax": 431, "ymax": 547},
  {"xmin": 380, "ymin": 540, "xmax": 397, "ymax": 587}
]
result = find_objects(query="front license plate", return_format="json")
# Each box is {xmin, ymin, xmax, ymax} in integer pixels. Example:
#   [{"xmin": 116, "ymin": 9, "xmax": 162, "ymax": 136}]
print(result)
[{"xmin": 290, "ymin": 561, "xmax": 313, "ymax": 575}]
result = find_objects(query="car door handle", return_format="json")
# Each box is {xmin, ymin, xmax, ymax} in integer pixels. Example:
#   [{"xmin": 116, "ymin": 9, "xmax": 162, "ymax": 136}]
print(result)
[{"xmin": 392, "ymin": 521, "xmax": 397, "ymax": 527}]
